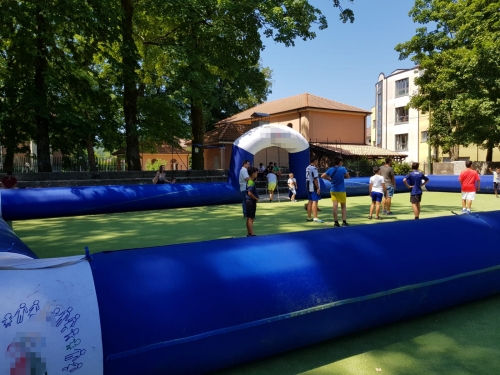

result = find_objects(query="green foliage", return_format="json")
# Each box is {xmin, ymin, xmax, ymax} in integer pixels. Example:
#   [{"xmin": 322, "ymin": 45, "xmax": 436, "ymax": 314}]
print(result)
[
  {"xmin": 395, "ymin": 0, "xmax": 500, "ymax": 161},
  {"xmin": 145, "ymin": 158, "xmax": 170, "ymax": 171},
  {"xmin": 393, "ymin": 162, "xmax": 412, "ymax": 176}
]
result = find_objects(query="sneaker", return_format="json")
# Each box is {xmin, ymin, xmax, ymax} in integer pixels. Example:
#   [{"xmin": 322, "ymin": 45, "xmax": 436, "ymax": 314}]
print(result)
[
  {"xmin": 461, "ymin": 208, "xmax": 467, "ymax": 214},
  {"xmin": 333, "ymin": 221, "xmax": 340, "ymax": 228},
  {"xmin": 375, "ymin": 216, "xmax": 383, "ymax": 220},
  {"xmin": 313, "ymin": 218, "xmax": 324, "ymax": 223},
  {"xmin": 342, "ymin": 222, "xmax": 350, "ymax": 227},
  {"xmin": 382, "ymin": 209, "xmax": 387, "ymax": 215},
  {"xmin": 368, "ymin": 215, "xmax": 372, "ymax": 220},
  {"xmin": 246, "ymin": 234, "xmax": 257, "ymax": 237},
  {"xmin": 386, "ymin": 211, "xmax": 394, "ymax": 215},
  {"xmin": 467, "ymin": 210, "xmax": 472, "ymax": 215},
  {"xmin": 306, "ymin": 218, "xmax": 313, "ymax": 222}
]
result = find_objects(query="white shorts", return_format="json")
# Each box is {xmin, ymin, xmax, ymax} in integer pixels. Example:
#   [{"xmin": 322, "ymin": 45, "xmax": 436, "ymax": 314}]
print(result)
[
  {"xmin": 289, "ymin": 187, "xmax": 296, "ymax": 195},
  {"xmin": 462, "ymin": 191, "xmax": 476, "ymax": 201}
]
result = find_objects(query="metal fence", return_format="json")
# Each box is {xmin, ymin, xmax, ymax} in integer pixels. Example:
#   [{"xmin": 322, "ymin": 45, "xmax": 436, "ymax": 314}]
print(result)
[{"xmin": 7, "ymin": 156, "xmax": 121, "ymax": 173}]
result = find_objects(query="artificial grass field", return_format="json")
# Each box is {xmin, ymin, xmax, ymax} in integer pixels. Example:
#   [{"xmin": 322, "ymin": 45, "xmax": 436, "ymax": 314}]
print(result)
[{"xmin": 12, "ymin": 191, "xmax": 500, "ymax": 374}]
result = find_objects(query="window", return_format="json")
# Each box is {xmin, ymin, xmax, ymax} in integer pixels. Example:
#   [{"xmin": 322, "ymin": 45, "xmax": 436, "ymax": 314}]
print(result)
[
  {"xmin": 395, "ymin": 78, "xmax": 409, "ymax": 97},
  {"xmin": 395, "ymin": 134, "xmax": 408, "ymax": 151},
  {"xmin": 421, "ymin": 131, "xmax": 428, "ymax": 142},
  {"xmin": 395, "ymin": 107, "xmax": 409, "ymax": 124}
]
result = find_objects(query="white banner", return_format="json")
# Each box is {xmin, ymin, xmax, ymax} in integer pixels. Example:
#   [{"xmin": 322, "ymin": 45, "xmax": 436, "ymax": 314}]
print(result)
[{"xmin": 0, "ymin": 255, "xmax": 103, "ymax": 375}]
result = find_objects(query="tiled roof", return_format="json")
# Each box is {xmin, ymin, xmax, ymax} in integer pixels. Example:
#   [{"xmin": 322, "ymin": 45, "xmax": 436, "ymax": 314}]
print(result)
[
  {"xmin": 203, "ymin": 123, "xmax": 252, "ymax": 144},
  {"xmin": 217, "ymin": 93, "xmax": 371, "ymax": 124},
  {"xmin": 311, "ymin": 143, "xmax": 407, "ymax": 158}
]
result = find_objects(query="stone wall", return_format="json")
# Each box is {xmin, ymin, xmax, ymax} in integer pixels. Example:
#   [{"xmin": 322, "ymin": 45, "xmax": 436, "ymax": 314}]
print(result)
[
  {"xmin": 3, "ymin": 170, "xmax": 228, "ymax": 188},
  {"xmin": 432, "ymin": 162, "xmax": 500, "ymax": 175}
]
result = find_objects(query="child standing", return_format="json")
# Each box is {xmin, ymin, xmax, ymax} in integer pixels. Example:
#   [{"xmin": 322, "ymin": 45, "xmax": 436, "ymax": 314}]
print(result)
[
  {"xmin": 287, "ymin": 173, "xmax": 298, "ymax": 201},
  {"xmin": 489, "ymin": 167, "xmax": 500, "ymax": 198},
  {"xmin": 266, "ymin": 170, "xmax": 277, "ymax": 202},
  {"xmin": 403, "ymin": 162, "xmax": 430, "ymax": 219},
  {"xmin": 246, "ymin": 167, "xmax": 260, "ymax": 236},
  {"xmin": 368, "ymin": 166, "xmax": 387, "ymax": 220}
]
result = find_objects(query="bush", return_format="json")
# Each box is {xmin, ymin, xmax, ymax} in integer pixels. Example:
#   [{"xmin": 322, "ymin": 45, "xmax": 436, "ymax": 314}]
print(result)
[
  {"xmin": 145, "ymin": 158, "xmax": 169, "ymax": 171},
  {"xmin": 393, "ymin": 162, "xmax": 412, "ymax": 175}
]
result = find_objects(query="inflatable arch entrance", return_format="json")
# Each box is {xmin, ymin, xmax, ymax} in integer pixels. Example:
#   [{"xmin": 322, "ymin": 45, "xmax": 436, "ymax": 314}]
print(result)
[{"xmin": 228, "ymin": 124, "xmax": 310, "ymax": 199}]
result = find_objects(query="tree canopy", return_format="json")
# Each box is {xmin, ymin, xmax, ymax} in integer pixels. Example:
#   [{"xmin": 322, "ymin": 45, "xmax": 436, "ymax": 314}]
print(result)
[
  {"xmin": 395, "ymin": 0, "xmax": 500, "ymax": 161},
  {"xmin": 0, "ymin": 0, "xmax": 355, "ymax": 171}
]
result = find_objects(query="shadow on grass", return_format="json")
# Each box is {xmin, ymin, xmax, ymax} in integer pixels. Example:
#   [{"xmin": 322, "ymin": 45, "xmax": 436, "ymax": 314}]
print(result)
[{"xmin": 214, "ymin": 295, "xmax": 500, "ymax": 375}]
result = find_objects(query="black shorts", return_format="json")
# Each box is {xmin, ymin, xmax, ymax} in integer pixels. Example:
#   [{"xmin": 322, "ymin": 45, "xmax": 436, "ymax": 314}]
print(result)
[
  {"xmin": 246, "ymin": 200, "xmax": 257, "ymax": 219},
  {"xmin": 494, "ymin": 182, "xmax": 499, "ymax": 189},
  {"xmin": 410, "ymin": 194, "xmax": 422, "ymax": 204}
]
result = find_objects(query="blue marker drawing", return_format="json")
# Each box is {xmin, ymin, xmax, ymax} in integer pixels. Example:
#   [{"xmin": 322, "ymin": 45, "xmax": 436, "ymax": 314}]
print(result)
[
  {"xmin": 56, "ymin": 306, "xmax": 73, "ymax": 327},
  {"xmin": 66, "ymin": 338, "xmax": 81, "ymax": 351},
  {"xmin": 14, "ymin": 303, "xmax": 28, "ymax": 324},
  {"xmin": 64, "ymin": 328, "xmax": 80, "ymax": 342},
  {"xmin": 64, "ymin": 348, "xmax": 86, "ymax": 362},
  {"xmin": 52, "ymin": 307, "xmax": 61, "ymax": 315},
  {"xmin": 62, "ymin": 362, "xmax": 83, "ymax": 373},
  {"xmin": 28, "ymin": 300, "xmax": 40, "ymax": 318},
  {"xmin": 2, "ymin": 313, "xmax": 13, "ymax": 328},
  {"xmin": 61, "ymin": 314, "xmax": 80, "ymax": 333}
]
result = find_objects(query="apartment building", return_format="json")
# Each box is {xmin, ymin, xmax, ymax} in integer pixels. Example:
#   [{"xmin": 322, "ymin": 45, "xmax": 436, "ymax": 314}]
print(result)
[{"xmin": 372, "ymin": 67, "xmax": 499, "ymax": 166}]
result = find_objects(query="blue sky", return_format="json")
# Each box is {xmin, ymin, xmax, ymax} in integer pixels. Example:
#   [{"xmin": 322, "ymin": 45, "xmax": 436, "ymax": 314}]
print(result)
[{"xmin": 260, "ymin": 0, "xmax": 420, "ymax": 122}]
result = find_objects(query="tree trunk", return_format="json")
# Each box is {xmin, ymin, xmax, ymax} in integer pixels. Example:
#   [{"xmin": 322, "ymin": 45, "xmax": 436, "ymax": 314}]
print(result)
[
  {"xmin": 449, "ymin": 145, "xmax": 459, "ymax": 161},
  {"xmin": 34, "ymin": 6, "xmax": 52, "ymax": 172},
  {"xmin": 121, "ymin": 0, "xmax": 141, "ymax": 171},
  {"xmin": 190, "ymin": 98, "xmax": 205, "ymax": 170},
  {"xmin": 3, "ymin": 150, "xmax": 14, "ymax": 173},
  {"xmin": 485, "ymin": 145, "xmax": 493, "ymax": 162},
  {"xmin": 86, "ymin": 137, "xmax": 97, "ymax": 172}
]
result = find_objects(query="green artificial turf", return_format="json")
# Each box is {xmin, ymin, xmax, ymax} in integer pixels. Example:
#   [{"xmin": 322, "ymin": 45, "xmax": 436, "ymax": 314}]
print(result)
[{"xmin": 11, "ymin": 191, "xmax": 500, "ymax": 374}]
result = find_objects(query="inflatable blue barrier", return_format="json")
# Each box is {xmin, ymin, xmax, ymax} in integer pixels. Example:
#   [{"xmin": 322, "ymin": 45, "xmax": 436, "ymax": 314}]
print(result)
[
  {"xmin": 2, "ymin": 212, "xmax": 500, "ymax": 374},
  {"xmin": 1, "ymin": 125, "xmax": 499, "ymax": 373}
]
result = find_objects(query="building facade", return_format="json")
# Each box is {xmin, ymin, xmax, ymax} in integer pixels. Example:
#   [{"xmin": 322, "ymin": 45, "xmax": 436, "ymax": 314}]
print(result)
[{"xmin": 373, "ymin": 67, "xmax": 500, "ymax": 167}]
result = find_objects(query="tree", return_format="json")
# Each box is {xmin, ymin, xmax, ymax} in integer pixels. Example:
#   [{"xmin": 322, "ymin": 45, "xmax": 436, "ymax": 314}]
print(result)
[
  {"xmin": 0, "ymin": 0, "xmax": 120, "ymax": 171},
  {"xmin": 396, "ymin": 0, "xmax": 500, "ymax": 161}
]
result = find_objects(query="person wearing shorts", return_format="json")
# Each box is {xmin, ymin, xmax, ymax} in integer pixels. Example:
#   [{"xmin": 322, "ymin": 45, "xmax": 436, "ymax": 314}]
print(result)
[
  {"xmin": 305, "ymin": 156, "xmax": 323, "ymax": 223},
  {"xmin": 321, "ymin": 156, "xmax": 350, "ymax": 227},
  {"xmin": 368, "ymin": 166, "xmax": 387, "ymax": 220},
  {"xmin": 380, "ymin": 157, "xmax": 396, "ymax": 214},
  {"xmin": 403, "ymin": 162, "xmax": 429, "ymax": 219},
  {"xmin": 239, "ymin": 160, "xmax": 250, "ymax": 217},
  {"xmin": 489, "ymin": 166, "xmax": 499, "ymax": 198},
  {"xmin": 287, "ymin": 173, "xmax": 298, "ymax": 202},
  {"xmin": 266, "ymin": 170, "xmax": 277, "ymax": 202},
  {"xmin": 459, "ymin": 161, "xmax": 480, "ymax": 214},
  {"xmin": 245, "ymin": 167, "xmax": 259, "ymax": 236}
]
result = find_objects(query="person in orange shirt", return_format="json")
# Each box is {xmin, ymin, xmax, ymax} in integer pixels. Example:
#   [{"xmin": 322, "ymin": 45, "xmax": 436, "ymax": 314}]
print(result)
[{"xmin": 458, "ymin": 161, "xmax": 481, "ymax": 214}]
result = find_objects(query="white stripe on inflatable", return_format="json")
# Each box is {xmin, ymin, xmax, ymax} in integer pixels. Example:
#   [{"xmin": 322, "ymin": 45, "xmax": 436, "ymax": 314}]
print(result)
[
  {"xmin": 234, "ymin": 124, "xmax": 309, "ymax": 155},
  {"xmin": 0, "ymin": 256, "xmax": 103, "ymax": 374}
]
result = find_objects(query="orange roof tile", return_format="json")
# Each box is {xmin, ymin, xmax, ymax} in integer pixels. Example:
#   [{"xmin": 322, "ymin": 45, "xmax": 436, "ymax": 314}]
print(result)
[
  {"xmin": 217, "ymin": 93, "xmax": 370, "ymax": 124},
  {"xmin": 311, "ymin": 143, "xmax": 407, "ymax": 158},
  {"xmin": 202, "ymin": 123, "xmax": 252, "ymax": 144}
]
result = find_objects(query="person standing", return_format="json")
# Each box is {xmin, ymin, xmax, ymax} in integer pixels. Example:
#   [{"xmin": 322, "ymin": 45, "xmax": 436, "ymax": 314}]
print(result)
[
  {"xmin": 380, "ymin": 157, "xmax": 396, "ymax": 214},
  {"xmin": 403, "ymin": 162, "xmax": 429, "ymax": 219},
  {"xmin": 489, "ymin": 166, "xmax": 499, "ymax": 198},
  {"xmin": 306, "ymin": 156, "xmax": 323, "ymax": 223},
  {"xmin": 245, "ymin": 167, "xmax": 259, "ymax": 236},
  {"xmin": 258, "ymin": 163, "xmax": 266, "ymax": 181},
  {"xmin": 287, "ymin": 173, "xmax": 298, "ymax": 202},
  {"xmin": 458, "ymin": 161, "xmax": 481, "ymax": 214},
  {"xmin": 266, "ymin": 169, "xmax": 277, "ymax": 202},
  {"xmin": 321, "ymin": 156, "xmax": 350, "ymax": 227},
  {"xmin": 368, "ymin": 166, "xmax": 387, "ymax": 220},
  {"xmin": 239, "ymin": 160, "xmax": 250, "ymax": 217}
]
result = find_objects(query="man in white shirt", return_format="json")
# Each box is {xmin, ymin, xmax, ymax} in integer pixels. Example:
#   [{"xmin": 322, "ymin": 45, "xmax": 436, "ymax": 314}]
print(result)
[{"xmin": 239, "ymin": 160, "xmax": 250, "ymax": 217}]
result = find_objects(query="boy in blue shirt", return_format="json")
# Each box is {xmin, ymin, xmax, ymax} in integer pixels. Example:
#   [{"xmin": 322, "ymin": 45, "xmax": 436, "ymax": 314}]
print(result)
[
  {"xmin": 403, "ymin": 162, "xmax": 430, "ymax": 219},
  {"xmin": 246, "ymin": 167, "xmax": 260, "ymax": 236},
  {"xmin": 321, "ymin": 156, "xmax": 350, "ymax": 227}
]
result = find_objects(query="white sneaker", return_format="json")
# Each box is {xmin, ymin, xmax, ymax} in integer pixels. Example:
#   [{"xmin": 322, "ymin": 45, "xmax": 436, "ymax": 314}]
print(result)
[{"xmin": 313, "ymin": 218, "xmax": 324, "ymax": 223}]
